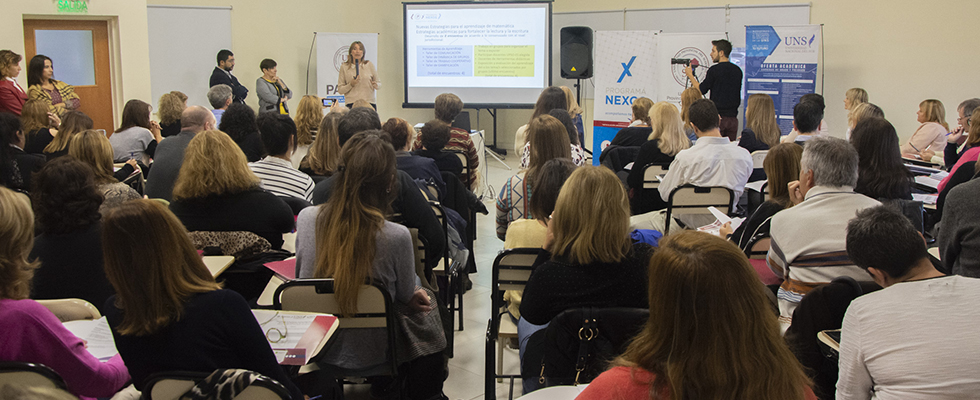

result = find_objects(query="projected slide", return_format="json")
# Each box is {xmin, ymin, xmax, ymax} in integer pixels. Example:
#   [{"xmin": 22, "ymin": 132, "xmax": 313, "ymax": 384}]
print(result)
[{"xmin": 404, "ymin": 2, "xmax": 551, "ymax": 107}]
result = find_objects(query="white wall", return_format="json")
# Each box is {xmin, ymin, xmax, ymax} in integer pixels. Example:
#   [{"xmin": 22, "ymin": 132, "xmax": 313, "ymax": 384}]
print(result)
[{"xmin": 143, "ymin": 0, "xmax": 980, "ymax": 149}]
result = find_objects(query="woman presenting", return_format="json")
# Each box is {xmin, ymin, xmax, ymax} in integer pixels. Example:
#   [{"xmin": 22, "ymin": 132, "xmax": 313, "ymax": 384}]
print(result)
[
  {"xmin": 27, "ymin": 55, "xmax": 80, "ymax": 117},
  {"xmin": 337, "ymin": 41, "xmax": 379, "ymax": 110}
]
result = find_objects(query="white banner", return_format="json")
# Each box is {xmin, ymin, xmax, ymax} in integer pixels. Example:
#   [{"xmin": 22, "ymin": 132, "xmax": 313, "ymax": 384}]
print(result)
[
  {"xmin": 592, "ymin": 30, "xmax": 659, "ymax": 164},
  {"xmin": 655, "ymin": 32, "xmax": 723, "ymax": 110},
  {"xmin": 316, "ymin": 32, "xmax": 378, "ymax": 99}
]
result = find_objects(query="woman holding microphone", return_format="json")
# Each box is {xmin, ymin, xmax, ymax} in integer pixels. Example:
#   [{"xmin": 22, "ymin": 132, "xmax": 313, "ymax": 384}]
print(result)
[{"xmin": 337, "ymin": 41, "xmax": 379, "ymax": 110}]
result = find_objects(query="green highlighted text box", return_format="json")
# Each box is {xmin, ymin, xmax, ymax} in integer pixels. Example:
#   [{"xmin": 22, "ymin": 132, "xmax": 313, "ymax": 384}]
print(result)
[{"xmin": 474, "ymin": 45, "xmax": 534, "ymax": 77}]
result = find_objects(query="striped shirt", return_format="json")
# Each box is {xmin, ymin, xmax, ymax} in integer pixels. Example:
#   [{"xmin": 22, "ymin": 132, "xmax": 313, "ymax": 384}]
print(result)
[
  {"xmin": 766, "ymin": 185, "xmax": 879, "ymax": 332},
  {"xmin": 248, "ymin": 156, "xmax": 314, "ymax": 202}
]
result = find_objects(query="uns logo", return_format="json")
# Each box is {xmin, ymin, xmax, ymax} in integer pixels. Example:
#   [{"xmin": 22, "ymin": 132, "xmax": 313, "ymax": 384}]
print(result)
[{"xmin": 785, "ymin": 35, "xmax": 816, "ymax": 47}]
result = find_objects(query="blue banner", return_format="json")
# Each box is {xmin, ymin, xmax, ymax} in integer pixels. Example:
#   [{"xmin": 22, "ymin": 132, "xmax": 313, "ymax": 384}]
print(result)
[{"xmin": 745, "ymin": 25, "xmax": 820, "ymax": 136}]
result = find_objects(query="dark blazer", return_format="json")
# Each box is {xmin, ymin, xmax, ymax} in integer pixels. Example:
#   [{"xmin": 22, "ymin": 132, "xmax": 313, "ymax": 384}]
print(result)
[
  {"xmin": 209, "ymin": 67, "xmax": 248, "ymax": 103},
  {"xmin": 3, "ymin": 147, "xmax": 45, "ymax": 191}
]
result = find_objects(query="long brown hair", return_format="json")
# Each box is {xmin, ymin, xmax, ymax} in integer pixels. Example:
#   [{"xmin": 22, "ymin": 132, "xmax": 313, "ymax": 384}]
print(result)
[
  {"xmin": 617, "ymin": 231, "xmax": 811, "ymax": 400},
  {"xmin": 631, "ymin": 97, "xmax": 654, "ymax": 127},
  {"xmin": 680, "ymin": 87, "xmax": 703, "ymax": 125},
  {"xmin": 115, "ymin": 99, "xmax": 152, "ymax": 133},
  {"xmin": 313, "ymin": 131, "xmax": 396, "ymax": 316},
  {"xmin": 68, "ymin": 130, "xmax": 117, "ymax": 185},
  {"xmin": 525, "ymin": 115, "xmax": 571, "ymax": 186},
  {"xmin": 302, "ymin": 112, "xmax": 343, "ymax": 176},
  {"xmin": 0, "ymin": 187, "xmax": 38, "ymax": 300},
  {"xmin": 102, "ymin": 200, "xmax": 222, "ymax": 335},
  {"xmin": 548, "ymin": 166, "xmax": 631, "ymax": 264},
  {"xmin": 294, "ymin": 95, "xmax": 322, "ymax": 146},
  {"xmin": 20, "ymin": 100, "xmax": 48, "ymax": 134},
  {"xmin": 172, "ymin": 130, "xmax": 260, "ymax": 200},
  {"xmin": 746, "ymin": 94, "xmax": 781, "ymax": 147},
  {"xmin": 44, "ymin": 110, "xmax": 92, "ymax": 153},
  {"xmin": 764, "ymin": 143, "xmax": 803, "ymax": 207}
]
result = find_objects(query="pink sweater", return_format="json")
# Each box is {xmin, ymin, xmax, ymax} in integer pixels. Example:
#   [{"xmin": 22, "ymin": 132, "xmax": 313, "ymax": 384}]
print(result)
[
  {"xmin": 938, "ymin": 146, "xmax": 980, "ymax": 192},
  {"xmin": 0, "ymin": 298, "xmax": 130, "ymax": 398}
]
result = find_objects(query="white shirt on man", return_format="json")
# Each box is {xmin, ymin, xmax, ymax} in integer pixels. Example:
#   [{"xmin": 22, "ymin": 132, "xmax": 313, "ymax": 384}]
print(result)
[
  {"xmin": 837, "ymin": 275, "xmax": 980, "ymax": 400},
  {"xmin": 657, "ymin": 136, "xmax": 753, "ymax": 201}
]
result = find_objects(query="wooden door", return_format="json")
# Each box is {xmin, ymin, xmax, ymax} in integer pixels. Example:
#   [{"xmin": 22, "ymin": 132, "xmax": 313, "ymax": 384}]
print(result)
[{"xmin": 23, "ymin": 19, "xmax": 114, "ymax": 132}]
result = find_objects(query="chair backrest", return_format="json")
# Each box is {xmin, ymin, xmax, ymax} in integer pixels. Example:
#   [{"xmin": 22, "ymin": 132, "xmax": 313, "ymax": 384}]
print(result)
[
  {"xmin": 761, "ymin": 181, "xmax": 770, "ymax": 202},
  {"xmin": 491, "ymin": 248, "xmax": 539, "ymax": 294},
  {"xmin": 451, "ymin": 150, "xmax": 470, "ymax": 188},
  {"xmin": 641, "ymin": 163, "xmax": 669, "ymax": 189},
  {"xmin": 541, "ymin": 308, "xmax": 649, "ymax": 386},
  {"xmin": 745, "ymin": 233, "xmax": 772, "ymax": 260},
  {"xmin": 0, "ymin": 362, "xmax": 67, "ymax": 391},
  {"xmin": 751, "ymin": 150, "xmax": 768, "ymax": 169},
  {"xmin": 409, "ymin": 228, "xmax": 437, "ymax": 292},
  {"xmin": 665, "ymin": 185, "xmax": 735, "ymax": 236},
  {"xmin": 35, "ymin": 298, "xmax": 100, "ymax": 322},
  {"xmin": 277, "ymin": 196, "xmax": 313, "ymax": 216}
]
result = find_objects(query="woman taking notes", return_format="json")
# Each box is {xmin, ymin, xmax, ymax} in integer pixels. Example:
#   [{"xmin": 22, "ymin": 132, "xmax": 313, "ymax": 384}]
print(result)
[
  {"xmin": 256, "ymin": 58, "xmax": 292, "ymax": 115},
  {"xmin": 27, "ymin": 55, "xmax": 80, "ymax": 117},
  {"xmin": 338, "ymin": 41, "xmax": 379, "ymax": 110}
]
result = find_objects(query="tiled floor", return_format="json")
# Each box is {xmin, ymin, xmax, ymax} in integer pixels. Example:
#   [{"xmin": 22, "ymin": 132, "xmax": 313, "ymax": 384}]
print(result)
[{"xmin": 344, "ymin": 150, "xmax": 527, "ymax": 400}]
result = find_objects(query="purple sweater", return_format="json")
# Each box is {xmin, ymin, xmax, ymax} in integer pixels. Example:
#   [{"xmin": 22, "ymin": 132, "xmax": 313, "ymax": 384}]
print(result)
[{"xmin": 0, "ymin": 298, "xmax": 130, "ymax": 398}]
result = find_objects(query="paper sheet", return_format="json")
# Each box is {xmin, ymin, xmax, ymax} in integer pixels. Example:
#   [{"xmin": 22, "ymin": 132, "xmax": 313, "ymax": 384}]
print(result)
[
  {"xmin": 697, "ymin": 206, "xmax": 745, "ymax": 236},
  {"xmin": 252, "ymin": 310, "xmax": 317, "ymax": 361},
  {"xmin": 914, "ymin": 175, "xmax": 940, "ymax": 190},
  {"xmin": 745, "ymin": 180, "xmax": 767, "ymax": 193},
  {"xmin": 912, "ymin": 193, "xmax": 938, "ymax": 205},
  {"xmin": 63, "ymin": 317, "xmax": 118, "ymax": 361}
]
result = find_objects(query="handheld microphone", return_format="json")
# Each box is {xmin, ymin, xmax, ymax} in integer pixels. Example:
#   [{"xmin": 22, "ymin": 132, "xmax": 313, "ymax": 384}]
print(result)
[{"xmin": 355, "ymin": 62, "xmax": 360, "ymax": 79}]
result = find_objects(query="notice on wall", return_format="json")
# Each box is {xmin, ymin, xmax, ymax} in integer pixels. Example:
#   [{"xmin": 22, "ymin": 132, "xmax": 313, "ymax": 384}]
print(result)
[{"xmin": 744, "ymin": 25, "xmax": 820, "ymax": 135}]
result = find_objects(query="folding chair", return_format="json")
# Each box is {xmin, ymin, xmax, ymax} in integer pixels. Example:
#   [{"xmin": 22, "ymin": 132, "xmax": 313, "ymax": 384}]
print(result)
[
  {"xmin": 664, "ymin": 185, "xmax": 735, "ymax": 236},
  {"xmin": 428, "ymin": 201, "xmax": 464, "ymax": 331},
  {"xmin": 274, "ymin": 279, "xmax": 398, "ymax": 378},
  {"xmin": 485, "ymin": 248, "xmax": 540, "ymax": 400},
  {"xmin": 743, "ymin": 233, "xmax": 778, "ymax": 308},
  {"xmin": 641, "ymin": 163, "xmax": 669, "ymax": 190},
  {"xmin": 0, "ymin": 362, "xmax": 67, "ymax": 391},
  {"xmin": 750, "ymin": 150, "xmax": 768, "ymax": 169},
  {"xmin": 452, "ymin": 150, "xmax": 470, "ymax": 189},
  {"xmin": 35, "ymin": 298, "xmax": 101, "ymax": 322},
  {"xmin": 142, "ymin": 371, "xmax": 291, "ymax": 400}
]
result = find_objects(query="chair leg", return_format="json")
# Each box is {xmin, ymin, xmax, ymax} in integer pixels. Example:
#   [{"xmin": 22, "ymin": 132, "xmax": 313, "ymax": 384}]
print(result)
[
  {"xmin": 486, "ymin": 322, "xmax": 497, "ymax": 400},
  {"xmin": 497, "ymin": 337, "xmax": 504, "ymax": 383}
]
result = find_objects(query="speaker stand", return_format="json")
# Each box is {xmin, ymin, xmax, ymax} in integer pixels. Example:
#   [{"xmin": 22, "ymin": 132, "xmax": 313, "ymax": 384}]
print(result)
[{"xmin": 484, "ymin": 108, "xmax": 511, "ymax": 170}]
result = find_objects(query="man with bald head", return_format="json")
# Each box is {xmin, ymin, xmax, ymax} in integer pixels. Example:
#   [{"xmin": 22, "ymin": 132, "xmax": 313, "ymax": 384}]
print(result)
[{"xmin": 145, "ymin": 106, "xmax": 216, "ymax": 200}]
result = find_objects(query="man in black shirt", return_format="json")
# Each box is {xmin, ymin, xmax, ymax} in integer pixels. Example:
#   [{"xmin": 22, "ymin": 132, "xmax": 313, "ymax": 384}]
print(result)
[{"xmin": 685, "ymin": 39, "xmax": 742, "ymax": 141}]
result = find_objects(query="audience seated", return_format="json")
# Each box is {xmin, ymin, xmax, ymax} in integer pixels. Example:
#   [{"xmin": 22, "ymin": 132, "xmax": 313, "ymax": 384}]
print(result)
[
  {"xmin": 848, "ymin": 118, "xmax": 913, "ymax": 200},
  {"xmin": 938, "ymin": 160, "xmax": 980, "ymax": 277},
  {"xmin": 610, "ymin": 97, "xmax": 654, "ymax": 147},
  {"xmin": 496, "ymin": 115, "xmax": 571, "ymax": 240},
  {"xmin": 521, "ymin": 109, "xmax": 586, "ymax": 169},
  {"xmin": 20, "ymin": 99, "xmax": 55, "ymax": 154},
  {"xmin": 657, "ymin": 99, "xmax": 753, "ymax": 205},
  {"xmin": 100, "ymin": 199, "xmax": 303, "ymax": 400},
  {"xmin": 767, "ymin": 136, "xmax": 879, "ymax": 331},
  {"xmin": 0, "ymin": 186, "xmax": 130, "ymax": 398},
  {"xmin": 29, "ymin": 157, "xmax": 115, "ymax": 312},
  {"xmin": 296, "ymin": 131, "xmax": 446, "ymax": 400},
  {"xmin": 519, "ymin": 166, "xmax": 653, "ymax": 394},
  {"xmin": 560, "ymin": 86, "xmax": 585, "ymax": 146},
  {"xmin": 626, "ymin": 101, "xmax": 691, "ymax": 214},
  {"xmin": 68, "ymin": 130, "xmax": 141, "ymax": 211},
  {"xmin": 144, "ymin": 106, "xmax": 215, "ymax": 201},
  {"xmin": 336, "ymin": 106, "xmax": 382, "ymax": 146},
  {"xmin": 420, "ymin": 93, "xmax": 480, "ymax": 189},
  {"xmin": 845, "ymin": 102, "xmax": 884, "ymax": 140},
  {"xmin": 838, "ymin": 205, "xmax": 980, "ymax": 399},
  {"xmin": 786, "ymin": 99, "xmax": 824, "ymax": 146},
  {"xmin": 416, "ymin": 120, "xmax": 464, "ymax": 178},
  {"xmin": 109, "ymin": 99, "xmax": 162, "ymax": 165},
  {"xmin": 739, "ymin": 94, "xmax": 781, "ymax": 180},
  {"xmin": 156, "ymin": 90, "xmax": 186, "ymax": 138},
  {"xmin": 218, "ymin": 102, "xmax": 265, "ymax": 162},
  {"xmin": 724, "ymin": 143, "xmax": 803, "ymax": 250},
  {"xmin": 514, "ymin": 86, "xmax": 566, "ymax": 155},
  {"xmin": 43, "ymin": 110, "xmax": 91, "ymax": 160},
  {"xmin": 383, "ymin": 117, "xmax": 446, "ymax": 198},
  {"xmin": 782, "ymin": 93, "xmax": 830, "ymax": 143},
  {"xmin": 169, "ymin": 130, "xmax": 293, "ymax": 249},
  {"xmin": 249, "ymin": 113, "xmax": 315, "ymax": 202},
  {"xmin": 0, "ymin": 112, "xmax": 44, "ymax": 191},
  {"xmin": 291, "ymin": 94, "xmax": 322, "ymax": 168},
  {"xmin": 938, "ymin": 108, "xmax": 980, "ymax": 192},
  {"xmin": 299, "ymin": 110, "xmax": 343, "ymax": 178},
  {"xmin": 680, "ymin": 87, "xmax": 703, "ymax": 143},
  {"xmin": 942, "ymin": 98, "xmax": 980, "ymax": 167},
  {"xmin": 207, "ymin": 84, "xmax": 232, "ymax": 126},
  {"xmin": 901, "ymin": 99, "xmax": 948, "ymax": 157},
  {"xmin": 579, "ymin": 231, "xmax": 815, "ymax": 400}
]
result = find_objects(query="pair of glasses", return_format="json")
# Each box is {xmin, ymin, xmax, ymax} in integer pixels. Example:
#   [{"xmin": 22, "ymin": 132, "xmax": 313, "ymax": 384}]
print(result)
[{"xmin": 258, "ymin": 312, "xmax": 288, "ymax": 343}]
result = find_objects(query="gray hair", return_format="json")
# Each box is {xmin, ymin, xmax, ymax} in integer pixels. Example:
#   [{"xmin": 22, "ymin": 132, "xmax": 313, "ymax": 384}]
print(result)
[
  {"xmin": 207, "ymin": 84, "xmax": 233, "ymax": 109},
  {"xmin": 958, "ymin": 98, "xmax": 980, "ymax": 119},
  {"xmin": 800, "ymin": 136, "xmax": 858, "ymax": 188}
]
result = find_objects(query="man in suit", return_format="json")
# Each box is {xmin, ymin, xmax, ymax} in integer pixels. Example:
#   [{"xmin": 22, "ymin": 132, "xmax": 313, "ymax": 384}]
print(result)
[{"xmin": 208, "ymin": 49, "xmax": 248, "ymax": 104}]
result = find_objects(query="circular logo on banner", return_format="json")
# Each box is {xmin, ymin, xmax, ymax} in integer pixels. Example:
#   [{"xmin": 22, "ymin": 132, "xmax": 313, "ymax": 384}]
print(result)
[
  {"xmin": 333, "ymin": 47, "xmax": 349, "ymax": 72},
  {"xmin": 600, "ymin": 140, "xmax": 612, "ymax": 152},
  {"xmin": 670, "ymin": 47, "xmax": 710, "ymax": 87}
]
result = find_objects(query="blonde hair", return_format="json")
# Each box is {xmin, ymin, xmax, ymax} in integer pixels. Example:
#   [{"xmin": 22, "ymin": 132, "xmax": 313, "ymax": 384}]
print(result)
[
  {"xmin": 617, "ymin": 231, "xmax": 811, "ymax": 400},
  {"xmin": 302, "ymin": 112, "xmax": 343, "ymax": 176},
  {"xmin": 294, "ymin": 95, "xmax": 323, "ymax": 146},
  {"xmin": 0, "ymin": 187, "xmax": 37, "ymax": 300},
  {"xmin": 919, "ymin": 99, "xmax": 949, "ymax": 130},
  {"xmin": 848, "ymin": 102, "xmax": 884, "ymax": 129},
  {"xmin": 845, "ymin": 88, "xmax": 868, "ymax": 109},
  {"xmin": 44, "ymin": 110, "xmax": 92, "ymax": 154},
  {"xmin": 157, "ymin": 91, "xmax": 187, "ymax": 126},
  {"xmin": 560, "ymin": 86, "xmax": 583, "ymax": 116},
  {"xmin": 648, "ymin": 102, "xmax": 690, "ymax": 156},
  {"xmin": 351, "ymin": 99, "xmax": 372, "ymax": 109},
  {"xmin": 172, "ymin": 130, "xmax": 260, "ymax": 200},
  {"xmin": 548, "ymin": 166, "xmax": 631, "ymax": 264},
  {"xmin": 746, "ymin": 94, "xmax": 781, "ymax": 148},
  {"xmin": 68, "ymin": 130, "xmax": 116, "ymax": 185},
  {"xmin": 102, "ymin": 200, "xmax": 222, "ymax": 335},
  {"xmin": 680, "ymin": 87, "xmax": 703, "ymax": 125},
  {"xmin": 631, "ymin": 97, "xmax": 654, "ymax": 126},
  {"xmin": 21, "ymin": 100, "xmax": 48, "ymax": 134}
]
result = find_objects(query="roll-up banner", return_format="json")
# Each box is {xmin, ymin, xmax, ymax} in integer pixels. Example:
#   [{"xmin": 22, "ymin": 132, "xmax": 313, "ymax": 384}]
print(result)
[
  {"xmin": 316, "ymin": 32, "xmax": 379, "ymax": 99},
  {"xmin": 656, "ymin": 32, "xmax": 723, "ymax": 111},
  {"xmin": 744, "ymin": 25, "xmax": 821, "ymax": 135}
]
